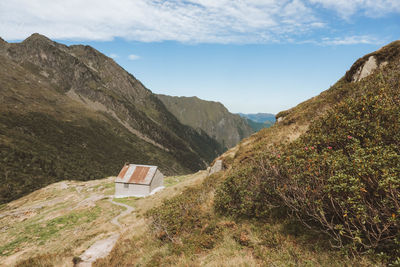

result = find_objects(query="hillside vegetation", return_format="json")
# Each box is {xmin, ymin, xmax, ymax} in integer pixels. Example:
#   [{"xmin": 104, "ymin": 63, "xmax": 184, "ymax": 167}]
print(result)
[
  {"xmin": 215, "ymin": 40, "xmax": 400, "ymax": 261},
  {"xmin": 157, "ymin": 94, "xmax": 254, "ymax": 149},
  {"xmin": 95, "ymin": 41, "xmax": 400, "ymax": 265},
  {"xmin": 0, "ymin": 34, "xmax": 223, "ymax": 204},
  {"xmin": 0, "ymin": 172, "xmax": 209, "ymax": 266},
  {"xmin": 2, "ymin": 38, "xmax": 399, "ymax": 266}
]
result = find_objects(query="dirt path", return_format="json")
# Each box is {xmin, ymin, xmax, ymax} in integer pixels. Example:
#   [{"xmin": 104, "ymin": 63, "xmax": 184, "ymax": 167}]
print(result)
[
  {"xmin": 77, "ymin": 233, "xmax": 120, "ymax": 267},
  {"xmin": 109, "ymin": 198, "xmax": 135, "ymax": 228},
  {"xmin": 77, "ymin": 197, "xmax": 134, "ymax": 266}
]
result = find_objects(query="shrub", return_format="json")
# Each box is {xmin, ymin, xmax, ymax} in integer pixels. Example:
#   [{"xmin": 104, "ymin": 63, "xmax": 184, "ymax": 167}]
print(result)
[
  {"xmin": 214, "ymin": 163, "xmax": 280, "ymax": 218},
  {"xmin": 274, "ymin": 87, "xmax": 400, "ymax": 255},
  {"xmin": 146, "ymin": 173, "xmax": 225, "ymax": 254},
  {"xmin": 215, "ymin": 83, "xmax": 400, "ymax": 259}
]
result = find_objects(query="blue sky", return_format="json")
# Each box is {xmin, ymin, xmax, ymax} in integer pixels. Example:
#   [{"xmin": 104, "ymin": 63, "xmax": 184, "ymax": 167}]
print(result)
[{"xmin": 1, "ymin": 0, "xmax": 400, "ymax": 113}]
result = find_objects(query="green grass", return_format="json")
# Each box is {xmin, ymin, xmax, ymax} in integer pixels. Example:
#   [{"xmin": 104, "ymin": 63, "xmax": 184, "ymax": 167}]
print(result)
[
  {"xmin": 95, "ymin": 173, "xmax": 376, "ymax": 267},
  {"xmin": 113, "ymin": 197, "xmax": 138, "ymax": 207},
  {"xmin": 163, "ymin": 174, "xmax": 192, "ymax": 187},
  {"xmin": 0, "ymin": 207, "xmax": 101, "ymax": 256},
  {"xmin": 100, "ymin": 182, "xmax": 115, "ymax": 195}
]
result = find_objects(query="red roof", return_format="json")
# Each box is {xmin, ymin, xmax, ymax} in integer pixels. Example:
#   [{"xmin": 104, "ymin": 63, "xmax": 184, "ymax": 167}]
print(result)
[
  {"xmin": 128, "ymin": 166, "xmax": 150, "ymax": 183},
  {"xmin": 115, "ymin": 164, "xmax": 158, "ymax": 185}
]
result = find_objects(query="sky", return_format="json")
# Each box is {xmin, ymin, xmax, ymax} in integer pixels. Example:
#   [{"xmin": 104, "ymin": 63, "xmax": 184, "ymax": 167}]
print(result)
[{"xmin": 1, "ymin": 1, "xmax": 400, "ymax": 113}]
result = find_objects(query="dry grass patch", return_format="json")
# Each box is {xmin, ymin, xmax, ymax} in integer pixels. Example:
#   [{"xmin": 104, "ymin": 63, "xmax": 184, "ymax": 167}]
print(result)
[{"xmin": 0, "ymin": 177, "xmax": 122, "ymax": 266}]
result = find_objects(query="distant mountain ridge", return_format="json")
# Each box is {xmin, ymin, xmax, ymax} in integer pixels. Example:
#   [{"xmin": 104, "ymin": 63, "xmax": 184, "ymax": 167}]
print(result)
[
  {"xmin": 0, "ymin": 33, "xmax": 223, "ymax": 203},
  {"xmin": 238, "ymin": 113, "xmax": 275, "ymax": 131},
  {"xmin": 157, "ymin": 95, "xmax": 254, "ymax": 149},
  {"xmin": 237, "ymin": 113, "xmax": 275, "ymax": 123}
]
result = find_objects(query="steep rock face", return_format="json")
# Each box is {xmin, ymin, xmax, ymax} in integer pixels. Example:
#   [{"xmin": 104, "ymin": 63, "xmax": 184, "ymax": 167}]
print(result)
[
  {"xmin": 157, "ymin": 95, "xmax": 254, "ymax": 149},
  {"xmin": 0, "ymin": 34, "xmax": 223, "ymax": 203}
]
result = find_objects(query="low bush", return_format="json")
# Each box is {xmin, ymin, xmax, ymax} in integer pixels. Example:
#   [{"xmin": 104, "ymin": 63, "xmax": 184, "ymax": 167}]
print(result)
[
  {"xmin": 146, "ymin": 173, "xmax": 225, "ymax": 255},
  {"xmin": 215, "ymin": 80, "xmax": 400, "ymax": 259},
  {"xmin": 275, "ymin": 87, "xmax": 399, "ymax": 256},
  {"xmin": 215, "ymin": 164, "xmax": 281, "ymax": 218}
]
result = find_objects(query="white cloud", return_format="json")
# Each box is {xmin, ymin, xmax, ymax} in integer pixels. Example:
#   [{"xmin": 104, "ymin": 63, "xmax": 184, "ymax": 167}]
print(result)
[
  {"xmin": 0, "ymin": 0, "xmax": 320, "ymax": 43},
  {"xmin": 321, "ymin": 35, "xmax": 381, "ymax": 45},
  {"xmin": 128, "ymin": 54, "xmax": 140, "ymax": 60},
  {"xmin": 109, "ymin": 53, "xmax": 118, "ymax": 59},
  {"xmin": 0, "ymin": 0, "xmax": 398, "ymax": 44},
  {"xmin": 309, "ymin": 0, "xmax": 400, "ymax": 18}
]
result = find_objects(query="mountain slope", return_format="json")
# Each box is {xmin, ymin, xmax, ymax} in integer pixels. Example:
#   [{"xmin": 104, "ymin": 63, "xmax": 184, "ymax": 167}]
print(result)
[
  {"xmin": 237, "ymin": 112, "xmax": 275, "ymax": 124},
  {"xmin": 0, "ymin": 34, "xmax": 223, "ymax": 204},
  {"xmin": 243, "ymin": 118, "xmax": 272, "ymax": 132},
  {"xmin": 1, "ymin": 173, "xmax": 372, "ymax": 267},
  {"xmin": 219, "ymin": 41, "xmax": 400, "ymax": 166},
  {"xmin": 238, "ymin": 113, "xmax": 276, "ymax": 131},
  {"xmin": 99, "ymin": 40, "xmax": 399, "ymax": 265},
  {"xmin": 213, "ymin": 40, "xmax": 400, "ymax": 259},
  {"xmin": 3, "ymin": 40, "xmax": 398, "ymax": 267},
  {"xmin": 157, "ymin": 94, "xmax": 254, "ymax": 149}
]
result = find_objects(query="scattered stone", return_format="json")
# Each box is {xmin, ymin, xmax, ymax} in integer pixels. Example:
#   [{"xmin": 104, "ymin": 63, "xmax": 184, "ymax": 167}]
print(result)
[{"xmin": 208, "ymin": 160, "xmax": 223, "ymax": 176}]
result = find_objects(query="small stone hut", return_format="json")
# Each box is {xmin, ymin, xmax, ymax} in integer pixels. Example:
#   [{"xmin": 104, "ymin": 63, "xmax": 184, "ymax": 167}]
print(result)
[{"xmin": 115, "ymin": 164, "xmax": 164, "ymax": 198}]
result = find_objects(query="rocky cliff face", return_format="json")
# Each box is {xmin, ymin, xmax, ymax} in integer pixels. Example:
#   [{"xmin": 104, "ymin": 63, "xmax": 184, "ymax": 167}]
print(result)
[
  {"xmin": 157, "ymin": 95, "xmax": 254, "ymax": 149},
  {"xmin": 0, "ymin": 33, "xmax": 223, "ymax": 203}
]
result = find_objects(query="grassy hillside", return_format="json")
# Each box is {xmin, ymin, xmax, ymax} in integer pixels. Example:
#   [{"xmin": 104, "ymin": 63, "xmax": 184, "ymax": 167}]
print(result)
[
  {"xmin": 0, "ymin": 35, "xmax": 223, "ymax": 204},
  {"xmin": 94, "ymin": 40, "xmax": 400, "ymax": 266},
  {"xmin": 94, "ymin": 173, "xmax": 376, "ymax": 266},
  {"xmin": 214, "ymin": 40, "xmax": 400, "ymax": 261},
  {"xmin": 157, "ymin": 94, "xmax": 254, "ymax": 149},
  {"xmin": 0, "ymin": 172, "xmax": 209, "ymax": 266},
  {"xmin": 2, "ymin": 39, "xmax": 399, "ymax": 266}
]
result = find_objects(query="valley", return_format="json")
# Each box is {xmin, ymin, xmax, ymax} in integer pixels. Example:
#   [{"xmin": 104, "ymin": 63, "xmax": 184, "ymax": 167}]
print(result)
[
  {"xmin": 157, "ymin": 94, "xmax": 255, "ymax": 149},
  {"xmin": 0, "ymin": 34, "xmax": 226, "ymax": 204},
  {"xmin": 0, "ymin": 35, "xmax": 399, "ymax": 266}
]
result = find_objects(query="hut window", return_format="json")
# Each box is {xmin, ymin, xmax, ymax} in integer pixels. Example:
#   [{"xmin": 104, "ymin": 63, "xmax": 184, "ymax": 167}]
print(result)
[{"xmin": 124, "ymin": 183, "xmax": 129, "ymax": 188}]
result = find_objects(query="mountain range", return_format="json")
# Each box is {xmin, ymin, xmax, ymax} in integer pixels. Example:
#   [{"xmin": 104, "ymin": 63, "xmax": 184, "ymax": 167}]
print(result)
[
  {"xmin": 1, "ymin": 38, "xmax": 399, "ymax": 266},
  {"xmin": 0, "ymin": 34, "xmax": 227, "ymax": 203},
  {"xmin": 238, "ymin": 112, "xmax": 275, "ymax": 131},
  {"xmin": 157, "ymin": 95, "xmax": 254, "ymax": 149}
]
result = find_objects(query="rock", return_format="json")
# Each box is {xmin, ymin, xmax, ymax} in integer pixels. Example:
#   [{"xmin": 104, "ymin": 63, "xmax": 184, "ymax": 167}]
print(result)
[
  {"xmin": 352, "ymin": 56, "xmax": 378, "ymax": 82},
  {"xmin": 209, "ymin": 160, "xmax": 223, "ymax": 175}
]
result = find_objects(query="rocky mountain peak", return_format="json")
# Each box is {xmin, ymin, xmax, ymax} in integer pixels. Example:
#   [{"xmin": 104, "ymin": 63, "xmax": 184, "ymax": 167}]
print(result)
[{"xmin": 22, "ymin": 33, "xmax": 54, "ymax": 47}]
